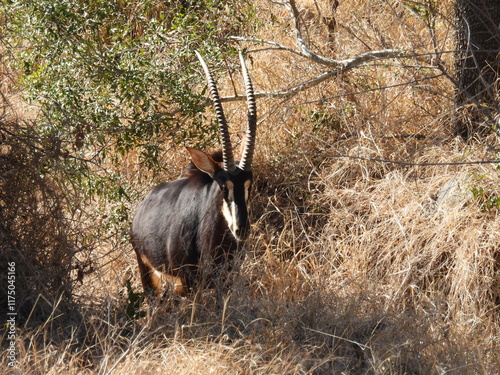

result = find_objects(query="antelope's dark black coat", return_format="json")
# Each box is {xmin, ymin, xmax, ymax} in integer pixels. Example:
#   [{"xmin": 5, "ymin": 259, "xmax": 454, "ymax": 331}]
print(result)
[{"xmin": 131, "ymin": 151, "xmax": 251, "ymax": 294}]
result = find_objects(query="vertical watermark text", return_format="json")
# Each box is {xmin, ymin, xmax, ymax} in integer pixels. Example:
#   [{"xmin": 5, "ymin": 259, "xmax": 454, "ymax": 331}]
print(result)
[{"xmin": 6, "ymin": 261, "xmax": 16, "ymax": 368}]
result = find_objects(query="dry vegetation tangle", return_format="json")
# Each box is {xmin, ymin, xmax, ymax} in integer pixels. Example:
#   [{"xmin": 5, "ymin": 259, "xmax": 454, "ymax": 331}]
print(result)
[{"xmin": 2, "ymin": 0, "xmax": 500, "ymax": 374}]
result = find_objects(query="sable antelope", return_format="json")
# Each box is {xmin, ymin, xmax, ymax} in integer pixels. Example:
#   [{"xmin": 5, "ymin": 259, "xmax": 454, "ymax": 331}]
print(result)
[{"xmin": 131, "ymin": 51, "xmax": 256, "ymax": 297}]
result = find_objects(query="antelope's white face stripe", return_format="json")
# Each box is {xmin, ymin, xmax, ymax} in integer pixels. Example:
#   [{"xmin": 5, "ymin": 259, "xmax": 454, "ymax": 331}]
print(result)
[
  {"xmin": 222, "ymin": 199, "xmax": 240, "ymax": 240},
  {"xmin": 221, "ymin": 179, "xmax": 251, "ymax": 240},
  {"xmin": 222, "ymin": 181, "xmax": 236, "ymax": 237}
]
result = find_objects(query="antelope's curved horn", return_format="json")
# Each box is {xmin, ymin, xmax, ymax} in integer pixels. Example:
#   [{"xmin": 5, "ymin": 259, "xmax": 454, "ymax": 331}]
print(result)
[
  {"xmin": 195, "ymin": 51, "xmax": 236, "ymax": 172},
  {"xmin": 238, "ymin": 52, "xmax": 256, "ymax": 171}
]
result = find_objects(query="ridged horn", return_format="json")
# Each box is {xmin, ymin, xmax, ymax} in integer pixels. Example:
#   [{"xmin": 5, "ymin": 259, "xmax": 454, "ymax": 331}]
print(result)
[
  {"xmin": 195, "ymin": 51, "xmax": 236, "ymax": 172},
  {"xmin": 238, "ymin": 51, "xmax": 257, "ymax": 171}
]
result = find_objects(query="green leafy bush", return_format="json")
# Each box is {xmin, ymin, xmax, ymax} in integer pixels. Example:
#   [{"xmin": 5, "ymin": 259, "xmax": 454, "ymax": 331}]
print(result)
[
  {"xmin": 6, "ymin": 0, "xmax": 249, "ymax": 160},
  {"xmin": 0, "ymin": 0, "xmax": 251, "ymax": 324}
]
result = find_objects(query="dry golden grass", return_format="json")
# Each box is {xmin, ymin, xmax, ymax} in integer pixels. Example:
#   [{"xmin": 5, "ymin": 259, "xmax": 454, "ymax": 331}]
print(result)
[{"xmin": 2, "ymin": 0, "xmax": 499, "ymax": 374}]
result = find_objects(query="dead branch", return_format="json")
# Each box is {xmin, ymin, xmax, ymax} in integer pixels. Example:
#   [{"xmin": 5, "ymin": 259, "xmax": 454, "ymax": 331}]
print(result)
[{"xmin": 223, "ymin": 0, "xmax": 405, "ymax": 102}]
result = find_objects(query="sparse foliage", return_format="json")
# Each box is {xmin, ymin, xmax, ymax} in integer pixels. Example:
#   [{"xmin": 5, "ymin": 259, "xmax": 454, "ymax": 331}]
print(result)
[{"xmin": 125, "ymin": 280, "xmax": 150, "ymax": 320}]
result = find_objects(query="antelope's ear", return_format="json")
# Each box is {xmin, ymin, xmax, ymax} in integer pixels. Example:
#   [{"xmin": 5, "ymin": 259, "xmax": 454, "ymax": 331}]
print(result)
[{"xmin": 186, "ymin": 147, "xmax": 219, "ymax": 178}]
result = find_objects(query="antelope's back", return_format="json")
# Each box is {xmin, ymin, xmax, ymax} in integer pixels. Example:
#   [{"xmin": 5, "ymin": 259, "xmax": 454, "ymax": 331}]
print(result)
[{"xmin": 131, "ymin": 174, "xmax": 229, "ymax": 274}]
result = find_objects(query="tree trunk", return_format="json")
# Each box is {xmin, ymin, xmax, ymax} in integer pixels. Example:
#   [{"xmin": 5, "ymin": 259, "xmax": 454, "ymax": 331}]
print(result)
[{"xmin": 454, "ymin": 0, "xmax": 500, "ymax": 139}]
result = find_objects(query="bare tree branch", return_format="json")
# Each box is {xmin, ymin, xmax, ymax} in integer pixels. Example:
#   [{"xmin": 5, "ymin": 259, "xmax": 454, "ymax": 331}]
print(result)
[
  {"xmin": 254, "ymin": 0, "xmax": 347, "ymax": 67},
  {"xmin": 274, "ymin": 0, "xmax": 403, "ymax": 67},
  {"xmin": 231, "ymin": 35, "xmax": 402, "ymax": 69},
  {"xmin": 284, "ymin": 0, "xmax": 310, "ymax": 55},
  {"xmin": 229, "ymin": 36, "xmax": 335, "ymax": 65},
  {"xmin": 215, "ymin": 46, "xmax": 404, "ymax": 104},
  {"xmin": 221, "ymin": 1, "xmax": 406, "ymax": 103}
]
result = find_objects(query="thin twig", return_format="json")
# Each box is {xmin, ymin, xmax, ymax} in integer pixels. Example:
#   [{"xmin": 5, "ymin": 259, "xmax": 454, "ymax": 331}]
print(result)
[{"xmin": 305, "ymin": 327, "xmax": 370, "ymax": 351}]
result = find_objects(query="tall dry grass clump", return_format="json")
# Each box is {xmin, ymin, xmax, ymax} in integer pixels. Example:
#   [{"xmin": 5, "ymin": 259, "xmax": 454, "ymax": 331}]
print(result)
[{"xmin": 1, "ymin": 0, "xmax": 499, "ymax": 374}]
